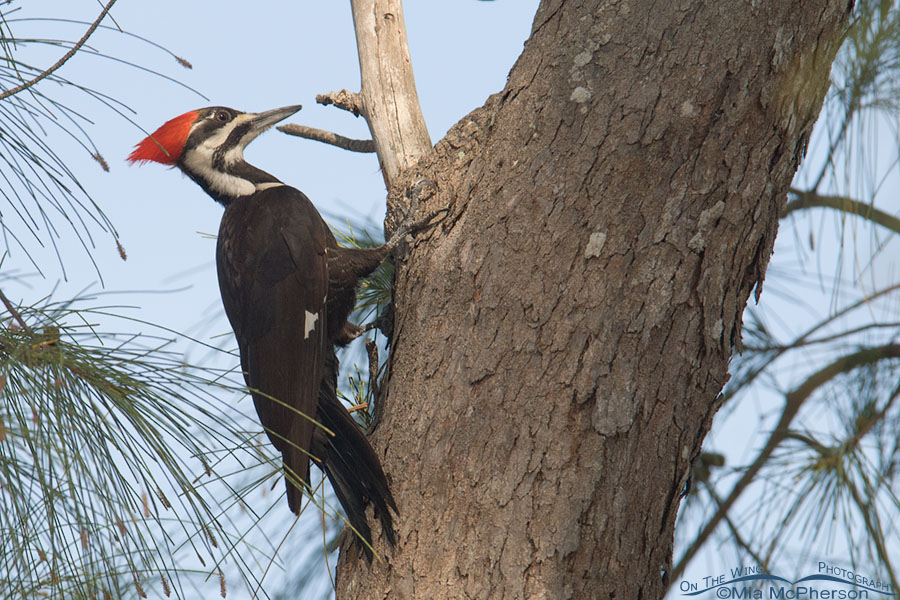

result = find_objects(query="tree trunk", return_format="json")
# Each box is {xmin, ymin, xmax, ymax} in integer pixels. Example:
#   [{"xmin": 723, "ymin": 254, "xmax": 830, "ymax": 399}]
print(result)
[{"xmin": 337, "ymin": 1, "xmax": 851, "ymax": 598}]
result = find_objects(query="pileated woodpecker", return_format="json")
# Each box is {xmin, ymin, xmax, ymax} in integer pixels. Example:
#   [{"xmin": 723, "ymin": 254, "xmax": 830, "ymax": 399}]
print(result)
[{"xmin": 127, "ymin": 105, "xmax": 408, "ymax": 559}]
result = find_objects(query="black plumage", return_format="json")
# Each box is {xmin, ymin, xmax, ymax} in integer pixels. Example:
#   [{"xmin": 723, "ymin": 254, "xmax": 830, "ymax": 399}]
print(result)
[
  {"xmin": 129, "ymin": 105, "xmax": 398, "ymax": 559},
  {"xmin": 217, "ymin": 184, "xmax": 397, "ymax": 552}
]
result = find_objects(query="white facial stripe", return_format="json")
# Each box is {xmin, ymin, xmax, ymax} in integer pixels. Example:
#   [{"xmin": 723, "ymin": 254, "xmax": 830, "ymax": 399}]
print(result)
[
  {"xmin": 181, "ymin": 113, "xmax": 282, "ymax": 198},
  {"xmin": 202, "ymin": 115, "xmax": 247, "ymax": 152},
  {"xmin": 188, "ymin": 113, "xmax": 241, "ymax": 144},
  {"xmin": 183, "ymin": 144, "xmax": 256, "ymax": 197},
  {"xmin": 223, "ymin": 144, "xmax": 244, "ymax": 166},
  {"xmin": 224, "ymin": 118, "xmax": 270, "ymax": 166},
  {"xmin": 202, "ymin": 114, "xmax": 267, "ymax": 167}
]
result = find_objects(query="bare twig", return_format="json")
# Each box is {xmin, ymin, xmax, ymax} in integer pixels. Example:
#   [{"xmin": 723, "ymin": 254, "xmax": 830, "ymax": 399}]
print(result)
[
  {"xmin": 0, "ymin": 289, "xmax": 33, "ymax": 335},
  {"xmin": 726, "ymin": 282, "xmax": 900, "ymax": 401},
  {"xmin": 704, "ymin": 482, "xmax": 767, "ymax": 569},
  {"xmin": 845, "ymin": 472, "xmax": 899, "ymax": 593},
  {"xmin": 784, "ymin": 188, "xmax": 900, "ymax": 234},
  {"xmin": 278, "ymin": 124, "xmax": 375, "ymax": 153},
  {"xmin": 0, "ymin": 0, "xmax": 118, "ymax": 101},
  {"xmin": 316, "ymin": 90, "xmax": 363, "ymax": 117},
  {"xmin": 744, "ymin": 321, "xmax": 900, "ymax": 352}
]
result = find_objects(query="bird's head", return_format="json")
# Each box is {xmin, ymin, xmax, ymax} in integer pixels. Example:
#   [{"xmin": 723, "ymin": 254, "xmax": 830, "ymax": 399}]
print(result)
[{"xmin": 127, "ymin": 105, "xmax": 302, "ymax": 203}]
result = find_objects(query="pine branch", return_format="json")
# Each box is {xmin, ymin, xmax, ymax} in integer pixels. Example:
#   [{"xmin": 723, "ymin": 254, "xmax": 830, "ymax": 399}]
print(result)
[
  {"xmin": 0, "ymin": 288, "xmax": 32, "ymax": 334},
  {"xmin": 0, "ymin": 0, "xmax": 118, "ymax": 101},
  {"xmin": 673, "ymin": 344, "xmax": 900, "ymax": 582},
  {"xmin": 785, "ymin": 188, "xmax": 900, "ymax": 234}
]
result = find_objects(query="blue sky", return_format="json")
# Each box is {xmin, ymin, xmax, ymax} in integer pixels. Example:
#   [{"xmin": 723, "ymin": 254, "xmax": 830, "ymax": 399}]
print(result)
[{"xmin": 4, "ymin": 1, "xmax": 539, "ymax": 331}]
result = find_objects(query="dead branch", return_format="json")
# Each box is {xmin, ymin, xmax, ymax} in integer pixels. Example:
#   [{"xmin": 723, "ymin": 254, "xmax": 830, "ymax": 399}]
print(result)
[
  {"xmin": 316, "ymin": 90, "xmax": 363, "ymax": 117},
  {"xmin": 277, "ymin": 124, "xmax": 375, "ymax": 153},
  {"xmin": 348, "ymin": 0, "xmax": 433, "ymax": 189}
]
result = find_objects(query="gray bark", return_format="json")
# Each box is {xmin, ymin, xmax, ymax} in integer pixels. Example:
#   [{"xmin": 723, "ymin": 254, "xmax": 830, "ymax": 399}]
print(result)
[
  {"xmin": 336, "ymin": 1, "xmax": 852, "ymax": 598},
  {"xmin": 350, "ymin": 0, "xmax": 432, "ymax": 189}
]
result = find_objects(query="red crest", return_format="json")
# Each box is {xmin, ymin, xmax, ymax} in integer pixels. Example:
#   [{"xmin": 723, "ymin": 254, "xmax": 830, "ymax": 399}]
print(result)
[{"xmin": 127, "ymin": 110, "xmax": 199, "ymax": 165}]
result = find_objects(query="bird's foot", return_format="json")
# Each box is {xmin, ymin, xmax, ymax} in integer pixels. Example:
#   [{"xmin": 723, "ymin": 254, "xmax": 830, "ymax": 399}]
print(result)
[
  {"xmin": 385, "ymin": 207, "xmax": 448, "ymax": 252},
  {"xmin": 333, "ymin": 320, "xmax": 386, "ymax": 346},
  {"xmin": 333, "ymin": 321, "xmax": 366, "ymax": 346}
]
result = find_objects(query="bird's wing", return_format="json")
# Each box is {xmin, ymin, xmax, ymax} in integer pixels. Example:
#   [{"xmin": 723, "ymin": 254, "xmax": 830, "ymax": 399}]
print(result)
[{"xmin": 216, "ymin": 186, "xmax": 329, "ymax": 509}]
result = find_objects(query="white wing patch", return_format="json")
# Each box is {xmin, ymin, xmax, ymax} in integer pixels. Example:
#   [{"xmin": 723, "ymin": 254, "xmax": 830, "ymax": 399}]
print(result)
[{"xmin": 304, "ymin": 310, "xmax": 319, "ymax": 339}]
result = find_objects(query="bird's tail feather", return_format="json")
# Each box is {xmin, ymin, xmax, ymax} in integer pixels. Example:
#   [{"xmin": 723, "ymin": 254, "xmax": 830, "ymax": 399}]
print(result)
[
  {"xmin": 283, "ymin": 445, "xmax": 308, "ymax": 514},
  {"xmin": 312, "ymin": 352, "xmax": 397, "ymax": 561}
]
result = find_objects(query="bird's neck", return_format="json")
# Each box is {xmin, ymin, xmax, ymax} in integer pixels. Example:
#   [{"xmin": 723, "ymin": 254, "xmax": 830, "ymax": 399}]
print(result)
[{"xmin": 182, "ymin": 159, "xmax": 283, "ymax": 207}]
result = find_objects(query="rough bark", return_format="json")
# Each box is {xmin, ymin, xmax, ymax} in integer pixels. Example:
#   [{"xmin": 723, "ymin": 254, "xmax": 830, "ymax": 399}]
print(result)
[{"xmin": 336, "ymin": 1, "xmax": 852, "ymax": 598}]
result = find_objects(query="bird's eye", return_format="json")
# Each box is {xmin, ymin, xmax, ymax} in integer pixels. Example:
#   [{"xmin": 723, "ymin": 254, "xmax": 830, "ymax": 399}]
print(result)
[{"xmin": 215, "ymin": 110, "xmax": 230, "ymax": 122}]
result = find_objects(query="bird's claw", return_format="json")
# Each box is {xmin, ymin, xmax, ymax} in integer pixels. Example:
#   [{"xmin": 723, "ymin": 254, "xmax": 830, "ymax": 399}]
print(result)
[{"xmin": 386, "ymin": 207, "xmax": 448, "ymax": 251}]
